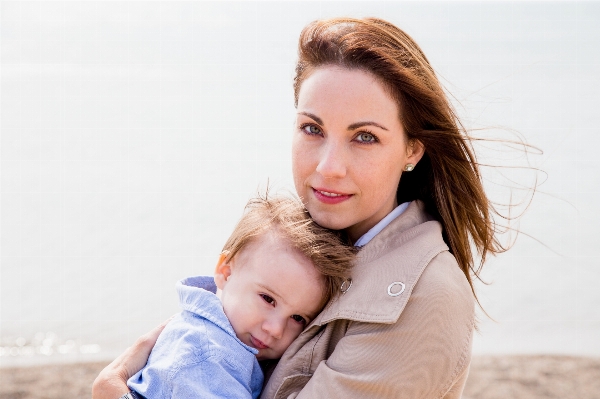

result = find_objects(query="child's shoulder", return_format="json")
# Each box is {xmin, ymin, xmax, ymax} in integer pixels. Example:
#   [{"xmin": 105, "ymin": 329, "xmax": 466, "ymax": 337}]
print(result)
[
  {"xmin": 152, "ymin": 310, "xmax": 256, "ymax": 370},
  {"xmin": 128, "ymin": 310, "xmax": 263, "ymax": 397}
]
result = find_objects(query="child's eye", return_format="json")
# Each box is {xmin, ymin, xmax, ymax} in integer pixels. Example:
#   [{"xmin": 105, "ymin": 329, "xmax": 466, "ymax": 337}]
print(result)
[
  {"xmin": 260, "ymin": 294, "xmax": 275, "ymax": 305},
  {"xmin": 291, "ymin": 314, "xmax": 306, "ymax": 325}
]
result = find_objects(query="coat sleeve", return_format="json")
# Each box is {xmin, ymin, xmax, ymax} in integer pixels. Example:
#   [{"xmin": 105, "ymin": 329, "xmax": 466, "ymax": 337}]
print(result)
[{"xmin": 293, "ymin": 251, "xmax": 475, "ymax": 399}]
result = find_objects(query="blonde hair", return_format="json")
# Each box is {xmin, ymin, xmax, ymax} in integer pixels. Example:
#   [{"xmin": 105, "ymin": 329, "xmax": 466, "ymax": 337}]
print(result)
[{"xmin": 222, "ymin": 193, "xmax": 355, "ymax": 304}]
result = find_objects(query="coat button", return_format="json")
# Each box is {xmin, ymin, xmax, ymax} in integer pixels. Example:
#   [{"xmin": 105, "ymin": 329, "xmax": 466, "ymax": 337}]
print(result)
[
  {"xmin": 387, "ymin": 282, "xmax": 405, "ymax": 297},
  {"xmin": 340, "ymin": 278, "xmax": 352, "ymax": 294}
]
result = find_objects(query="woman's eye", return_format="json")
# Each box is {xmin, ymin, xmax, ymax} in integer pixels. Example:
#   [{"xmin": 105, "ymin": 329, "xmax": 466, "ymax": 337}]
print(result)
[
  {"xmin": 291, "ymin": 314, "xmax": 306, "ymax": 324},
  {"xmin": 355, "ymin": 132, "xmax": 376, "ymax": 143},
  {"xmin": 260, "ymin": 294, "xmax": 275, "ymax": 305},
  {"xmin": 302, "ymin": 124, "xmax": 322, "ymax": 135}
]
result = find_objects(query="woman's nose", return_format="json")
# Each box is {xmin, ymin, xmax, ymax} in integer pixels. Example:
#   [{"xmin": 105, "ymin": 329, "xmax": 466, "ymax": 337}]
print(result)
[
  {"xmin": 315, "ymin": 140, "xmax": 347, "ymax": 179},
  {"xmin": 262, "ymin": 317, "xmax": 286, "ymax": 340}
]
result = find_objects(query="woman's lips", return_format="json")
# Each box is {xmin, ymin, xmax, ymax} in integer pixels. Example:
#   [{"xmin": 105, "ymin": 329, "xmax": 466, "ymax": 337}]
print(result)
[
  {"xmin": 312, "ymin": 188, "xmax": 353, "ymax": 205},
  {"xmin": 250, "ymin": 335, "xmax": 269, "ymax": 350}
]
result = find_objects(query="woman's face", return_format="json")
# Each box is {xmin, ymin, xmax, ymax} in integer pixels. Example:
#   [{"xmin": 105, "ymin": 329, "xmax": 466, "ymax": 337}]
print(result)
[{"xmin": 293, "ymin": 66, "xmax": 423, "ymax": 242}]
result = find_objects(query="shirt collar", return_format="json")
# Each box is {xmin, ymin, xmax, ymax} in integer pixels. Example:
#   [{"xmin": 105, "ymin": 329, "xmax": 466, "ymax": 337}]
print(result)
[
  {"xmin": 354, "ymin": 202, "xmax": 410, "ymax": 247},
  {"xmin": 176, "ymin": 275, "xmax": 259, "ymax": 355}
]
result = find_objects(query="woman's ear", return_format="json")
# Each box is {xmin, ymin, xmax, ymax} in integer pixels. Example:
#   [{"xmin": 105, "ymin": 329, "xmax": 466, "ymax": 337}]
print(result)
[
  {"xmin": 214, "ymin": 253, "xmax": 232, "ymax": 290},
  {"xmin": 407, "ymin": 139, "xmax": 425, "ymax": 165}
]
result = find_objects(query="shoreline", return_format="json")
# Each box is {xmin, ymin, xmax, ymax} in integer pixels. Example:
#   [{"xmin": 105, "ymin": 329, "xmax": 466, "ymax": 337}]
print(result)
[{"xmin": 1, "ymin": 355, "xmax": 599, "ymax": 399}]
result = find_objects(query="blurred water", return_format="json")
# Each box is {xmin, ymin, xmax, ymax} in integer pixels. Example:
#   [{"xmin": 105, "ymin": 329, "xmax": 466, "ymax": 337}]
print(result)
[{"xmin": 1, "ymin": 2, "xmax": 599, "ymax": 367}]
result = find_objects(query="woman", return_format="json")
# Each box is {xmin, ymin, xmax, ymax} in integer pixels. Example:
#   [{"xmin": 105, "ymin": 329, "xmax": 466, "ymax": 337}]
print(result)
[{"xmin": 94, "ymin": 17, "xmax": 504, "ymax": 399}]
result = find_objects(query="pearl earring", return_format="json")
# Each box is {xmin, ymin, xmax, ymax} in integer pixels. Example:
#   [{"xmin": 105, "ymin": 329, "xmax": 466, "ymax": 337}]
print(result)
[{"xmin": 404, "ymin": 163, "xmax": 415, "ymax": 172}]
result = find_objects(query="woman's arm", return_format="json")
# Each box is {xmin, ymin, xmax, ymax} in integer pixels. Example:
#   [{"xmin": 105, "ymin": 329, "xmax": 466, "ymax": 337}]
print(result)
[
  {"xmin": 92, "ymin": 318, "xmax": 171, "ymax": 399},
  {"xmin": 292, "ymin": 252, "xmax": 475, "ymax": 399}
]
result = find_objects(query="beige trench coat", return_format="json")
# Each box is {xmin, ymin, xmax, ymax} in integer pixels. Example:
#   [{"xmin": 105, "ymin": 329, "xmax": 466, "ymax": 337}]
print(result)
[{"xmin": 260, "ymin": 201, "xmax": 475, "ymax": 399}]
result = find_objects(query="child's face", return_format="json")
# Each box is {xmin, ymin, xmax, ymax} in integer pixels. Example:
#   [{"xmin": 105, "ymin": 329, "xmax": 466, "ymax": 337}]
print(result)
[{"xmin": 215, "ymin": 230, "xmax": 326, "ymax": 360}]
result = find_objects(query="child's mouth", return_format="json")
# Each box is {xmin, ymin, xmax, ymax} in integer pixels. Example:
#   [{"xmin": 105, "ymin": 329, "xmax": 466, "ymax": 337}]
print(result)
[{"xmin": 250, "ymin": 335, "xmax": 269, "ymax": 350}]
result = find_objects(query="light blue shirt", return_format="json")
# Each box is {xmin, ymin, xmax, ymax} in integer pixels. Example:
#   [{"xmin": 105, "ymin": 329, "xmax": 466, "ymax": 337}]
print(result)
[
  {"xmin": 127, "ymin": 276, "xmax": 264, "ymax": 399},
  {"xmin": 354, "ymin": 202, "xmax": 410, "ymax": 247}
]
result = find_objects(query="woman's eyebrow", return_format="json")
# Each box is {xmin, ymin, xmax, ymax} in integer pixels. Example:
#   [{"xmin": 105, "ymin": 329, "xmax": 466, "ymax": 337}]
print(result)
[
  {"xmin": 298, "ymin": 112, "xmax": 388, "ymax": 132},
  {"xmin": 347, "ymin": 121, "xmax": 389, "ymax": 131},
  {"xmin": 297, "ymin": 111, "xmax": 323, "ymax": 125}
]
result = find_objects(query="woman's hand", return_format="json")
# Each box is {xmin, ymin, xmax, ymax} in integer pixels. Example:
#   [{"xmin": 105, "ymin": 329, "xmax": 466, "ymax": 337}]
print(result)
[{"xmin": 92, "ymin": 317, "xmax": 173, "ymax": 399}]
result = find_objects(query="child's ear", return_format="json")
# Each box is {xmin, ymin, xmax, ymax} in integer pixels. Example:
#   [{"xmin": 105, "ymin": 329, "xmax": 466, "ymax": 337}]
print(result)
[{"xmin": 214, "ymin": 253, "xmax": 232, "ymax": 290}]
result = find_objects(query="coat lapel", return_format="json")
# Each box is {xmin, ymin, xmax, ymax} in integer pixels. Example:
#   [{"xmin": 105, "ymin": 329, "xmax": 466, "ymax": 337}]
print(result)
[{"xmin": 315, "ymin": 201, "xmax": 448, "ymax": 325}]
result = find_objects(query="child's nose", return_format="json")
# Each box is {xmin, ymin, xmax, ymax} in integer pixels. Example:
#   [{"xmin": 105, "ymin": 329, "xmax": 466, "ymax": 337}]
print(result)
[{"xmin": 262, "ymin": 316, "xmax": 285, "ymax": 340}]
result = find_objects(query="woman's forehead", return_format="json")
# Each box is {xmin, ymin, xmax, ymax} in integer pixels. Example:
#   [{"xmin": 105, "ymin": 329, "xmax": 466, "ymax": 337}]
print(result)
[{"xmin": 296, "ymin": 67, "xmax": 402, "ymax": 132}]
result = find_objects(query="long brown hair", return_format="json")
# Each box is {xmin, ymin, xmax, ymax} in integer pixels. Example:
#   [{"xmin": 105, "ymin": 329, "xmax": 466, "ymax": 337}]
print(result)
[{"xmin": 293, "ymin": 17, "xmax": 506, "ymax": 299}]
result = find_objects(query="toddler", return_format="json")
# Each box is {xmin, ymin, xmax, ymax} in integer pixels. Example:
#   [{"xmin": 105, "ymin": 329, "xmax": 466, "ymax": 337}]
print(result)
[{"xmin": 126, "ymin": 195, "xmax": 355, "ymax": 399}]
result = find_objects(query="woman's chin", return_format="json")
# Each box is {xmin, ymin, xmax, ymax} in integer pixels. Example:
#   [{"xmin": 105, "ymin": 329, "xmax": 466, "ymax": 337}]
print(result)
[{"xmin": 307, "ymin": 210, "xmax": 353, "ymax": 231}]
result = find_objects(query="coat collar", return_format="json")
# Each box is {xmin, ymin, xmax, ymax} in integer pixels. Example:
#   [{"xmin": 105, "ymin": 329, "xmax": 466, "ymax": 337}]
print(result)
[{"xmin": 311, "ymin": 201, "xmax": 449, "ymax": 326}]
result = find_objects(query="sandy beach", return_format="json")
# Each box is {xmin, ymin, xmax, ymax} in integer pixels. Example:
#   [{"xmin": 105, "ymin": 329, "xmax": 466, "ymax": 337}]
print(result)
[{"xmin": 1, "ymin": 355, "xmax": 599, "ymax": 399}]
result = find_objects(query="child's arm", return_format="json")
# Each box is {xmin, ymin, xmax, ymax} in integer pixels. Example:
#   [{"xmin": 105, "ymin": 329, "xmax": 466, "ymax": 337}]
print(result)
[
  {"xmin": 128, "ymin": 313, "xmax": 262, "ymax": 399},
  {"xmin": 129, "ymin": 352, "xmax": 260, "ymax": 399},
  {"xmin": 173, "ymin": 357, "xmax": 260, "ymax": 399}
]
